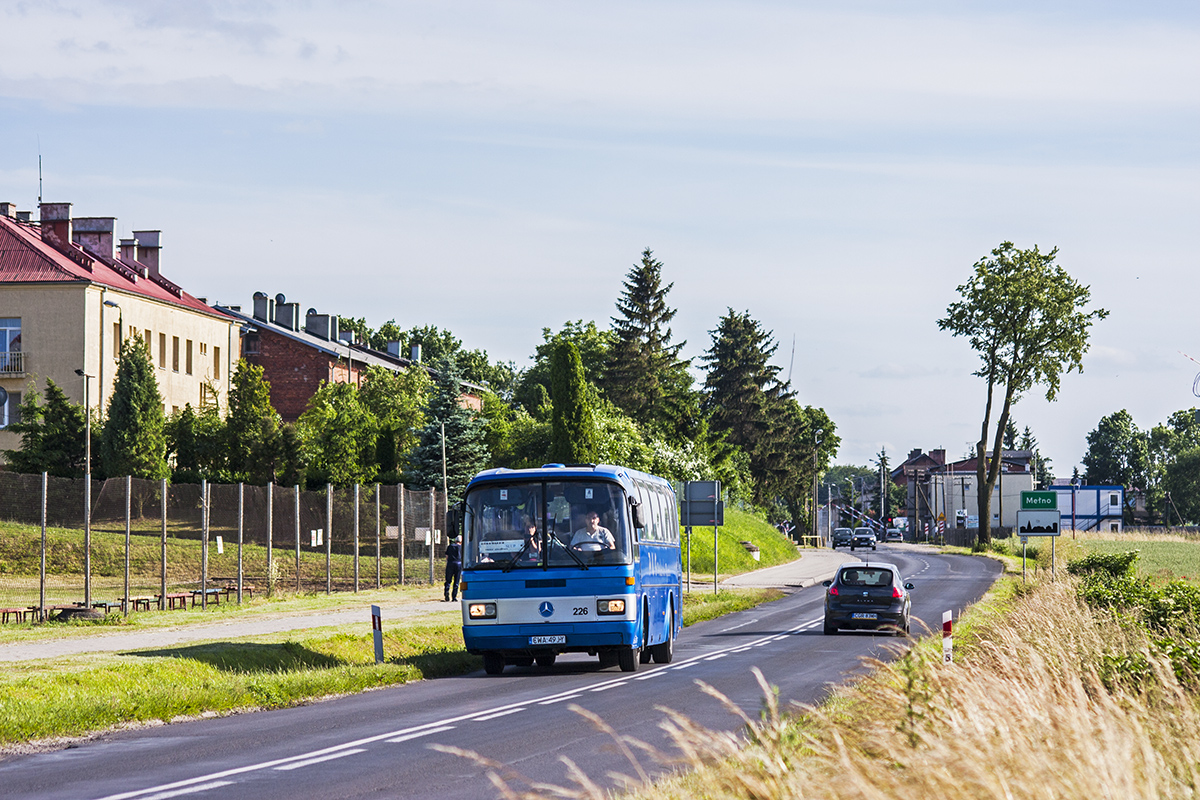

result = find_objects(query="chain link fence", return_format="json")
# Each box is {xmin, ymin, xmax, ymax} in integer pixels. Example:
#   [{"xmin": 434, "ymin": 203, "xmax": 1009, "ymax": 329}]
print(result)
[{"xmin": 0, "ymin": 471, "xmax": 447, "ymax": 617}]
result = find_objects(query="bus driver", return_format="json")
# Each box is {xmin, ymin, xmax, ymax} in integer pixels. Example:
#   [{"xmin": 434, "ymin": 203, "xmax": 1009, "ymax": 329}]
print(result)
[{"xmin": 571, "ymin": 511, "xmax": 616, "ymax": 550}]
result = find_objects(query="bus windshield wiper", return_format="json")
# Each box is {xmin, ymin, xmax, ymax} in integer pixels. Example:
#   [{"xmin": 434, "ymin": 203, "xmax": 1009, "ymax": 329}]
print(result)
[
  {"xmin": 550, "ymin": 535, "xmax": 588, "ymax": 569},
  {"xmin": 502, "ymin": 541, "xmax": 533, "ymax": 573}
]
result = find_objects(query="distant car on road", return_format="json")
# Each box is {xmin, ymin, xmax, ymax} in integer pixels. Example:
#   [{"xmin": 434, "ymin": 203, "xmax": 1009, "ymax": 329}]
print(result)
[
  {"xmin": 885, "ymin": 528, "xmax": 903, "ymax": 542},
  {"xmin": 823, "ymin": 563, "xmax": 914, "ymax": 636},
  {"xmin": 831, "ymin": 527, "xmax": 853, "ymax": 548},
  {"xmin": 850, "ymin": 527, "xmax": 876, "ymax": 551}
]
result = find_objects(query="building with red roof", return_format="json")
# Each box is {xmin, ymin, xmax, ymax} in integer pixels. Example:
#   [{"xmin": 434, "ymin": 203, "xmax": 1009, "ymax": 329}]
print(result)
[{"xmin": 0, "ymin": 200, "xmax": 241, "ymax": 456}]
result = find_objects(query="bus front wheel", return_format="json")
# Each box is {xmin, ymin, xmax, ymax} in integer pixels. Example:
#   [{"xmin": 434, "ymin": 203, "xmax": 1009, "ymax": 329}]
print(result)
[
  {"xmin": 483, "ymin": 654, "xmax": 505, "ymax": 675},
  {"xmin": 618, "ymin": 646, "xmax": 640, "ymax": 672}
]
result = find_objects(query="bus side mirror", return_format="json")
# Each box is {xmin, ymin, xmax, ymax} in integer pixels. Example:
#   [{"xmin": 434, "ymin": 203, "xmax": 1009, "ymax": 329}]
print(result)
[
  {"xmin": 629, "ymin": 497, "xmax": 645, "ymax": 529},
  {"xmin": 446, "ymin": 504, "xmax": 461, "ymax": 539}
]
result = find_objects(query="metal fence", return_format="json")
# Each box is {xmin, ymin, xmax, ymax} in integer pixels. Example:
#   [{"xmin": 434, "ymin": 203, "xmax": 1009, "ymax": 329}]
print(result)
[{"xmin": 0, "ymin": 471, "xmax": 448, "ymax": 617}]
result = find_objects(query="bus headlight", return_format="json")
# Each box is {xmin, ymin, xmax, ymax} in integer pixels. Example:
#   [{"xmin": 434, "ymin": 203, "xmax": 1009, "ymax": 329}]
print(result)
[
  {"xmin": 598, "ymin": 599, "xmax": 625, "ymax": 615},
  {"xmin": 468, "ymin": 603, "xmax": 497, "ymax": 619}
]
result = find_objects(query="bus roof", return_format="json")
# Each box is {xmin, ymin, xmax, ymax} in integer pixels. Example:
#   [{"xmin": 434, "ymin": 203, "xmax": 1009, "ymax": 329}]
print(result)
[{"xmin": 466, "ymin": 464, "xmax": 673, "ymax": 491}]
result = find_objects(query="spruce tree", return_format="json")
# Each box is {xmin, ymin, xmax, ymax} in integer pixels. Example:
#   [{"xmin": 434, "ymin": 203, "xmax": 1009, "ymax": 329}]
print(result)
[
  {"xmin": 549, "ymin": 339, "xmax": 597, "ymax": 464},
  {"xmin": 100, "ymin": 338, "xmax": 169, "ymax": 480},
  {"xmin": 3, "ymin": 379, "xmax": 87, "ymax": 477},
  {"xmin": 603, "ymin": 249, "xmax": 694, "ymax": 437},
  {"xmin": 407, "ymin": 361, "xmax": 490, "ymax": 502},
  {"xmin": 296, "ymin": 381, "xmax": 377, "ymax": 487}
]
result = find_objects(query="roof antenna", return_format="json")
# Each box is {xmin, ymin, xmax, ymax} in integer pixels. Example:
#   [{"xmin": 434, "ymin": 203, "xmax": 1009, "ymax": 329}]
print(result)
[{"xmin": 786, "ymin": 333, "xmax": 796, "ymax": 386}]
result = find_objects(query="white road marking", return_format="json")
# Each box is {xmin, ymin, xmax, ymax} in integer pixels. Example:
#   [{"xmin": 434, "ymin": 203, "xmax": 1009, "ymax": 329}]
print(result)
[
  {"xmin": 273, "ymin": 748, "xmax": 367, "ymax": 771},
  {"xmin": 538, "ymin": 694, "xmax": 582, "ymax": 705},
  {"xmin": 136, "ymin": 781, "xmax": 235, "ymax": 800},
  {"xmin": 474, "ymin": 708, "xmax": 525, "ymax": 721},
  {"xmin": 387, "ymin": 725, "xmax": 458, "ymax": 742},
  {"xmin": 590, "ymin": 681, "xmax": 627, "ymax": 692},
  {"xmin": 99, "ymin": 615, "xmax": 828, "ymax": 800}
]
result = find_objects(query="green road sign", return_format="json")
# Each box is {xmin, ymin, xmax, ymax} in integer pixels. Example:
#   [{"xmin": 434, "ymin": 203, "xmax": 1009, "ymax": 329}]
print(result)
[{"xmin": 1021, "ymin": 491, "xmax": 1057, "ymax": 510}]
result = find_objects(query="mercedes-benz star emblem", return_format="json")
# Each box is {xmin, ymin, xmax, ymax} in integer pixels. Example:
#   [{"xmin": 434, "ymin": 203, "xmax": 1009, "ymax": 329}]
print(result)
[{"xmin": 539, "ymin": 601, "xmax": 554, "ymax": 618}]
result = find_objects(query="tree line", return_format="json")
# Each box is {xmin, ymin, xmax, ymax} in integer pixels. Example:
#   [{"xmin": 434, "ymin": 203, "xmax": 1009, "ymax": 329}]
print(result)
[{"xmin": 5, "ymin": 248, "xmax": 838, "ymax": 530}]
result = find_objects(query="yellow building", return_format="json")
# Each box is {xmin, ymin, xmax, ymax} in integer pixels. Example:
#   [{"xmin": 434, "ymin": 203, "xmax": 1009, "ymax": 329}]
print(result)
[{"xmin": 0, "ymin": 201, "xmax": 241, "ymax": 456}]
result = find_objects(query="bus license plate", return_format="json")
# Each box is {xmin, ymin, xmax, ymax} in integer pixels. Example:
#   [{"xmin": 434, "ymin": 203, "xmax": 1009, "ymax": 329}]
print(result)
[
  {"xmin": 529, "ymin": 635, "xmax": 566, "ymax": 645},
  {"xmin": 851, "ymin": 613, "xmax": 877, "ymax": 620}
]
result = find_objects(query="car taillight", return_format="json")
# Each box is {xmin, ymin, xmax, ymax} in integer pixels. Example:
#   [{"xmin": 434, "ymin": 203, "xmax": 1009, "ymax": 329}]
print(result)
[
  {"xmin": 828, "ymin": 585, "xmax": 839, "ymax": 596},
  {"xmin": 892, "ymin": 587, "xmax": 902, "ymax": 599}
]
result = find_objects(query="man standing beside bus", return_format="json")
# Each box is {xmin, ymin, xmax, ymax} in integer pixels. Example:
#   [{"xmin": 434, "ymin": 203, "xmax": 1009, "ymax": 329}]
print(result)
[
  {"xmin": 571, "ymin": 511, "xmax": 616, "ymax": 550},
  {"xmin": 444, "ymin": 533, "xmax": 462, "ymax": 601}
]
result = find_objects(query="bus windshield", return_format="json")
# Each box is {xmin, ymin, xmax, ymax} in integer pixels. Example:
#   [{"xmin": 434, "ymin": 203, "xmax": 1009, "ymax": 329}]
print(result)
[{"xmin": 463, "ymin": 480, "xmax": 632, "ymax": 569}]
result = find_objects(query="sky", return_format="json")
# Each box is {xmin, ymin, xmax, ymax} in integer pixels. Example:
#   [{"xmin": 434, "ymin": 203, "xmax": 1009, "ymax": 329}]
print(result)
[{"xmin": 1, "ymin": 0, "xmax": 1197, "ymax": 475}]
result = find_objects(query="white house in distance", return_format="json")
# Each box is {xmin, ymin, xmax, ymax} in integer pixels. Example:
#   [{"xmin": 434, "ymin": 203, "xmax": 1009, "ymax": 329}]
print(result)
[{"xmin": 1049, "ymin": 484, "xmax": 1125, "ymax": 533}]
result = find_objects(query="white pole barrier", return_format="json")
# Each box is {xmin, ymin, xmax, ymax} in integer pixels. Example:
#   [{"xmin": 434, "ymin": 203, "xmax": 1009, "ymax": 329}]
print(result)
[{"xmin": 942, "ymin": 610, "xmax": 953, "ymax": 663}]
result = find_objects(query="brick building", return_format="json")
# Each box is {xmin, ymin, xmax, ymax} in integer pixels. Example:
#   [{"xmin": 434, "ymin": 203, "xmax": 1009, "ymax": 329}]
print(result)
[{"xmin": 215, "ymin": 292, "xmax": 482, "ymax": 423}]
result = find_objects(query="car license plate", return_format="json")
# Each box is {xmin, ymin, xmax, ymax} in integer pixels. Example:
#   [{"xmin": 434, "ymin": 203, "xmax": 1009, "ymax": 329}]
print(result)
[
  {"xmin": 529, "ymin": 635, "xmax": 566, "ymax": 645},
  {"xmin": 851, "ymin": 613, "xmax": 877, "ymax": 620}
]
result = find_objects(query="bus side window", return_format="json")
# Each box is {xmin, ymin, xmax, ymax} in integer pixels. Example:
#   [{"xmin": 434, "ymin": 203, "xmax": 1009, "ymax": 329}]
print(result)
[
  {"xmin": 648, "ymin": 485, "xmax": 663, "ymax": 541},
  {"xmin": 660, "ymin": 487, "xmax": 678, "ymax": 544}
]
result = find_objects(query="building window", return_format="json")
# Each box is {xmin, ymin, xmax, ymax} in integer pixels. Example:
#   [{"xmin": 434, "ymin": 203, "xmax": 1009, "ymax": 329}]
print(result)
[
  {"xmin": 159, "ymin": 333, "xmax": 167, "ymax": 368},
  {"xmin": 113, "ymin": 322, "xmax": 121, "ymax": 358},
  {"xmin": 0, "ymin": 390, "xmax": 20, "ymax": 428},
  {"xmin": 1110, "ymin": 522, "xmax": 1119, "ymax": 532},
  {"xmin": 214, "ymin": 346, "xmax": 221, "ymax": 379},
  {"xmin": 143, "ymin": 329, "xmax": 151, "ymax": 354},
  {"xmin": 172, "ymin": 337, "xmax": 180, "ymax": 372},
  {"xmin": 0, "ymin": 318, "xmax": 21, "ymax": 375},
  {"xmin": 1110, "ymin": 493, "xmax": 1120, "ymax": 508},
  {"xmin": 186, "ymin": 340, "xmax": 193, "ymax": 375},
  {"xmin": 243, "ymin": 334, "xmax": 261, "ymax": 355},
  {"xmin": 200, "ymin": 342, "xmax": 208, "ymax": 356}
]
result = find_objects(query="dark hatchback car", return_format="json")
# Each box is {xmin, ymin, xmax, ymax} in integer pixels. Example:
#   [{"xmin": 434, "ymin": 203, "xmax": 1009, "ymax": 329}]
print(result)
[
  {"xmin": 850, "ymin": 527, "xmax": 876, "ymax": 551},
  {"xmin": 831, "ymin": 527, "xmax": 853, "ymax": 548},
  {"xmin": 823, "ymin": 563, "xmax": 913, "ymax": 636}
]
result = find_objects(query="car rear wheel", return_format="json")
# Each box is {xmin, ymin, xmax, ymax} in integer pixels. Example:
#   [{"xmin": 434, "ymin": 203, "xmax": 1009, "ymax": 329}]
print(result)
[{"xmin": 823, "ymin": 619, "xmax": 837, "ymax": 635}]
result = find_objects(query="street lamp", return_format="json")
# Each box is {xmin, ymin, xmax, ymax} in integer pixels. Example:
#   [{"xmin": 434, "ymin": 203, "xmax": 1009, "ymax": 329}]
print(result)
[
  {"xmin": 103, "ymin": 299, "xmax": 122, "ymax": 354},
  {"xmin": 74, "ymin": 368, "xmax": 94, "ymax": 606}
]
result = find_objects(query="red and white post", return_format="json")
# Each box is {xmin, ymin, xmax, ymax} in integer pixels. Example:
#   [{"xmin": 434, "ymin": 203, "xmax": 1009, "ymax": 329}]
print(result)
[
  {"xmin": 942, "ymin": 610, "xmax": 953, "ymax": 663},
  {"xmin": 371, "ymin": 604, "xmax": 384, "ymax": 664}
]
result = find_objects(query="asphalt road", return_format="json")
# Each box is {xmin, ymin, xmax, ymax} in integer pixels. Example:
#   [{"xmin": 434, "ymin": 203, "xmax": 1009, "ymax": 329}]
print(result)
[{"xmin": 0, "ymin": 546, "xmax": 1001, "ymax": 800}]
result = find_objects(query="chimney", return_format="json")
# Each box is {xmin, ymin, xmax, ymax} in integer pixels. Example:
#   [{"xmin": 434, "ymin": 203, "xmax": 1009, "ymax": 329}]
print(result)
[
  {"xmin": 119, "ymin": 238, "xmax": 138, "ymax": 263},
  {"xmin": 133, "ymin": 230, "xmax": 161, "ymax": 276},
  {"xmin": 305, "ymin": 308, "xmax": 334, "ymax": 340},
  {"xmin": 0, "ymin": 202, "xmax": 15, "ymax": 218},
  {"xmin": 908, "ymin": 448, "xmax": 923, "ymax": 462},
  {"xmin": 386, "ymin": 341, "xmax": 402, "ymax": 358},
  {"xmin": 338, "ymin": 330, "xmax": 355, "ymax": 345},
  {"xmin": 39, "ymin": 202, "xmax": 72, "ymax": 246},
  {"xmin": 15, "ymin": 211, "xmax": 31, "ymax": 222},
  {"xmin": 272, "ymin": 293, "xmax": 300, "ymax": 331},
  {"xmin": 930, "ymin": 449, "xmax": 946, "ymax": 465},
  {"xmin": 411, "ymin": 343, "xmax": 422, "ymax": 363},
  {"xmin": 72, "ymin": 217, "xmax": 117, "ymax": 260},
  {"xmin": 252, "ymin": 291, "xmax": 272, "ymax": 323}
]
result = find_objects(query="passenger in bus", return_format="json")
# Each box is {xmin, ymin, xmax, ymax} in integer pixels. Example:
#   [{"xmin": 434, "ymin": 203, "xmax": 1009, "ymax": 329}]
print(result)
[
  {"xmin": 521, "ymin": 518, "xmax": 541, "ymax": 561},
  {"xmin": 570, "ymin": 511, "xmax": 616, "ymax": 550}
]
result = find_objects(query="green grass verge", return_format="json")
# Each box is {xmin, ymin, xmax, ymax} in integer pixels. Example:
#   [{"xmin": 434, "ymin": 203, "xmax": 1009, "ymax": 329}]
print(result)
[
  {"xmin": 0, "ymin": 618, "xmax": 476, "ymax": 744},
  {"xmin": 681, "ymin": 507, "xmax": 797, "ymax": 576},
  {"xmin": 681, "ymin": 587, "xmax": 784, "ymax": 627}
]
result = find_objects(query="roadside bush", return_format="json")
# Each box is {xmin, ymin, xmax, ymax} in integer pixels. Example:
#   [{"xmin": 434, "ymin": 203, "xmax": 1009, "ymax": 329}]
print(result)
[
  {"xmin": 1076, "ymin": 572, "xmax": 1150, "ymax": 612},
  {"xmin": 1067, "ymin": 549, "xmax": 1139, "ymax": 578},
  {"xmin": 1142, "ymin": 581, "xmax": 1200, "ymax": 631}
]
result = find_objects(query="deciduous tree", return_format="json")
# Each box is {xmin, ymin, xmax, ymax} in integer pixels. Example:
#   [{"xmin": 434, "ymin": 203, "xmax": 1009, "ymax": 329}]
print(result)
[{"xmin": 938, "ymin": 242, "xmax": 1108, "ymax": 545}]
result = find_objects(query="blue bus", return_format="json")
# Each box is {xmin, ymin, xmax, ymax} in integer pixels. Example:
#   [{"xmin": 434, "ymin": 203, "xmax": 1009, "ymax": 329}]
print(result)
[{"xmin": 453, "ymin": 463, "xmax": 683, "ymax": 674}]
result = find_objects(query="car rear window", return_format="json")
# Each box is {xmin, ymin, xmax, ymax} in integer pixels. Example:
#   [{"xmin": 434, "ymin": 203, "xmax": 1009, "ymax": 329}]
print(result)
[{"xmin": 838, "ymin": 568, "xmax": 894, "ymax": 587}]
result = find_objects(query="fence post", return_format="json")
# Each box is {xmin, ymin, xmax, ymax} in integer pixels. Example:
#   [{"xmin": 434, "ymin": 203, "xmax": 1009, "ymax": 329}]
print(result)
[
  {"xmin": 325, "ymin": 483, "xmax": 333, "ymax": 595},
  {"xmin": 375, "ymin": 483, "xmax": 381, "ymax": 590},
  {"xmin": 124, "ymin": 475, "xmax": 131, "ymax": 616},
  {"xmin": 266, "ymin": 482, "xmax": 273, "ymax": 598},
  {"xmin": 160, "ymin": 478, "xmax": 167, "ymax": 609},
  {"xmin": 201, "ymin": 479, "xmax": 209, "ymax": 610},
  {"xmin": 398, "ymin": 484, "xmax": 405, "ymax": 586},
  {"xmin": 237, "ymin": 482, "xmax": 244, "ymax": 604},
  {"xmin": 294, "ymin": 485, "xmax": 301, "ymax": 592},
  {"xmin": 353, "ymin": 483, "xmax": 360, "ymax": 593},
  {"xmin": 40, "ymin": 472, "xmax": 47, "ymax": 618},
  {"xmin": 428, "ymin": 487, "xmax": 435, "ymax": 584}
]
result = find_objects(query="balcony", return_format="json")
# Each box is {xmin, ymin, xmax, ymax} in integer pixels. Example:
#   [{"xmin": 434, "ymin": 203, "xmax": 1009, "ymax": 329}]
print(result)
[{"xmin": 0, "ymin": 351, "xmax": 26, "ymax": 377}]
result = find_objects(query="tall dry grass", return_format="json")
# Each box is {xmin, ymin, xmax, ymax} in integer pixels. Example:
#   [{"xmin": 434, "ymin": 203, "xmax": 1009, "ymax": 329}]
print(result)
[{"xmin": 443, "ymin": 578, "xmax": 1200, "ymax": 799}]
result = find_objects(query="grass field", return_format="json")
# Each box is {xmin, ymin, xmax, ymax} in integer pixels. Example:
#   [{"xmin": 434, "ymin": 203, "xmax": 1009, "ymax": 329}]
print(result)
[{"xmin": 1026, "ymin": 529, "xmax": 1200, "ymax": 583}]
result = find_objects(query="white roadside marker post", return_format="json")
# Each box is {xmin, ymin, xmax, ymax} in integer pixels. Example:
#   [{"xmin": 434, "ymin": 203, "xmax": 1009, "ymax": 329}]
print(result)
[
  {"xmin": 942, "ymin": 610, "xmax": 953, "ymax": 663},
  {"xmin": 372, "ymin": 605, "xmax": 384, "ymax": 664}
]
